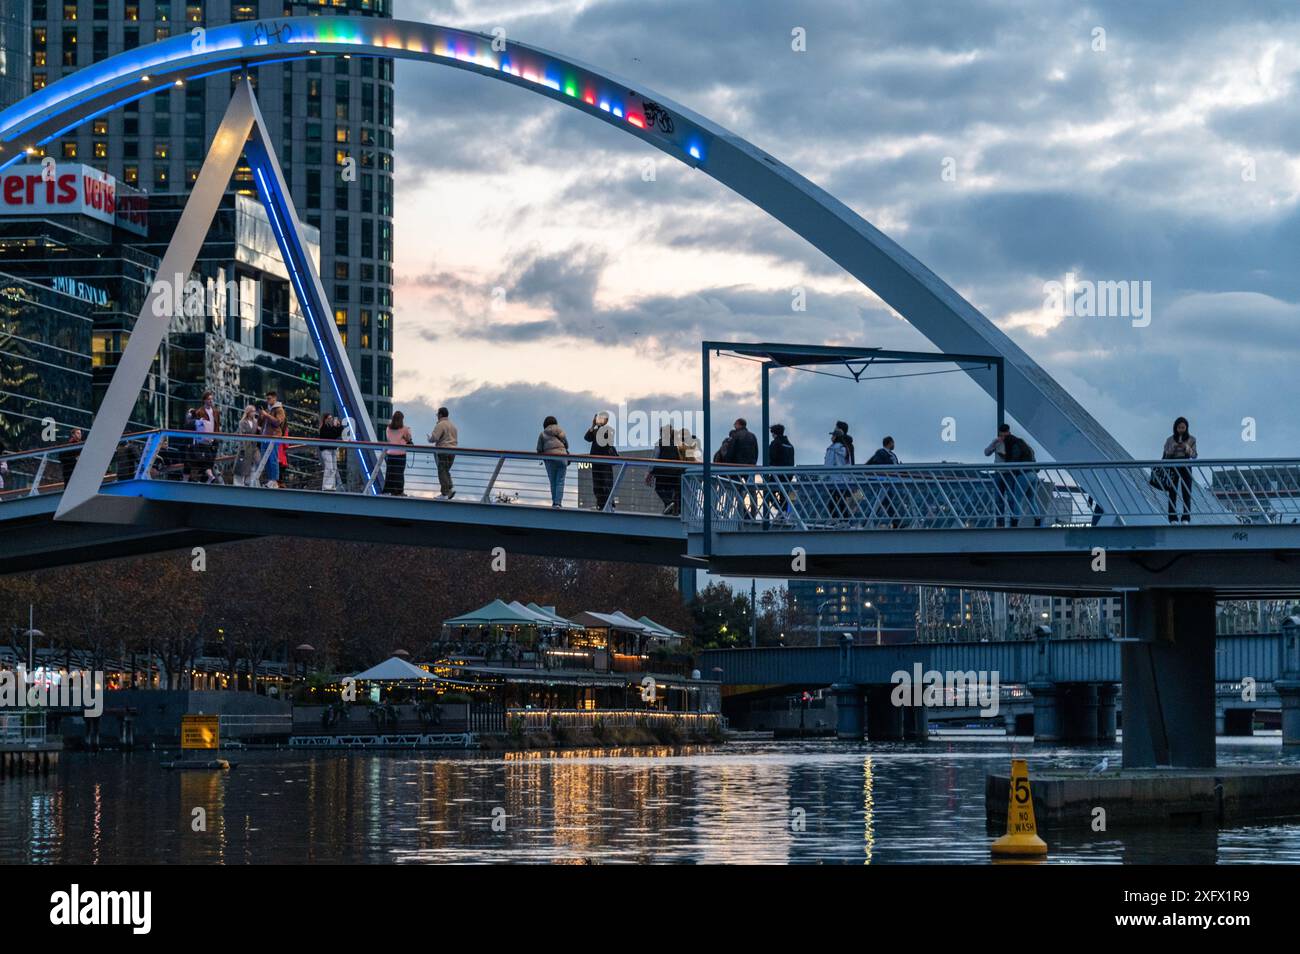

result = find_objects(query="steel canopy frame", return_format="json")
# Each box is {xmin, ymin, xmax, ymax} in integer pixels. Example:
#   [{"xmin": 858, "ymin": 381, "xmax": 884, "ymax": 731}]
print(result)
[
  {"xmin": 700, "ymin": 340, "xmax": 1005, "ymax": 554},
  {"xmin": 0, "ymin": 14, "xmax": 1129, "ymax": 500},
  {"xmin": 701, "ymin": 341, "xmax": 1006, "ymax": 465}
]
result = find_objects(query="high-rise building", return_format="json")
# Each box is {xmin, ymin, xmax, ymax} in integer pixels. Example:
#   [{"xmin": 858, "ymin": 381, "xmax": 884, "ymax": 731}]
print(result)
[
  {"xmin": 787, "ymin": 579, "xmax": 919, "ymax": 644},
  {"xmin": 0, "ymin": 162, "xmax": 323, "ymax": 452},
  {"xmin": 0, "ymin": 1, "xmax": 30, "ymax": 110},
  {"xmin": 29, "ymin": 0, "xmax": 395, "ymax": 428}
]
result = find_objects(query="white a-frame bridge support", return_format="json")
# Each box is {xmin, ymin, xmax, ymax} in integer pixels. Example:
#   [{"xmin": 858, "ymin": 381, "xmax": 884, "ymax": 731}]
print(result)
[{"xmin": 56, "ymin": 79, "xmax": 376, "ymax": 520}]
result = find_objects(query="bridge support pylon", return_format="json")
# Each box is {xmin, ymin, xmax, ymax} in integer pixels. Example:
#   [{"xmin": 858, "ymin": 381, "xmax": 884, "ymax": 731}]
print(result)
[
  {"xmin": 832, "ymin": 684, "xmax": 864, "ymax": 741},
  {"xmin": 1097, "ymin": 684, "xmax": 1119, "ymax": 742},
  {"xmin": 1121, "ymin": 589, "xmax": 1217, "ymax": 768}
]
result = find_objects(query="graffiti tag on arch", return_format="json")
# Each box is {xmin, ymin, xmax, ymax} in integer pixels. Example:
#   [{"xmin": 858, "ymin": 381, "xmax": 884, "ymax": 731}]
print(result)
[
  {"xmin": 641, "ymin": 100, "xmax": 675, "ymax": 134},
  {"xmin": 253, "ymin": 21, "xmax": 294, "ymax": 46}
]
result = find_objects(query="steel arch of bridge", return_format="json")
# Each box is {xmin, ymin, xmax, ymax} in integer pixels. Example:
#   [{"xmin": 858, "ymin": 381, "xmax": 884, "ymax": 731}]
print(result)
[{"xmin": 0, "ymin": 15, "xmax": 1128, "ymax": 476}]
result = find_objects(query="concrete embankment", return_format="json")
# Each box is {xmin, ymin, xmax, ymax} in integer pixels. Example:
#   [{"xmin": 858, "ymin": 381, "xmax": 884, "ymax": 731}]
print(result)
[{"xmin": 986, "ymin": 766, "xmax": 1300, "ymax": 827}]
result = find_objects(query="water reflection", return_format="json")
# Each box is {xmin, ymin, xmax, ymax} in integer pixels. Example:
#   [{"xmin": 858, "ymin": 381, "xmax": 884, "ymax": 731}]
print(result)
[{"xmin": 2, "ymin": 740, "xmax": 1299, "ymax": 864}]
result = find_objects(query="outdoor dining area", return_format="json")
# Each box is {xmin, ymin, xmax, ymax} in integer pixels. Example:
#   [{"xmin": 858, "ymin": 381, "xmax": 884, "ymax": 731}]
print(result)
[
  {"xmin": 436, "ymin": 599, "xmax": 688, "ymax": 675},
  {"xmin": 429, "ymin": 599, "xmax": 713, "ymax": 715}
]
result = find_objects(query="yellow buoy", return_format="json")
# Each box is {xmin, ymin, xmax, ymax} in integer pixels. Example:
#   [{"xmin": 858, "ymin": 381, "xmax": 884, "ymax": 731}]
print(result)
[{"xmin": 991, "ymin": 758, "xmax": 1048, "ymax": 856}]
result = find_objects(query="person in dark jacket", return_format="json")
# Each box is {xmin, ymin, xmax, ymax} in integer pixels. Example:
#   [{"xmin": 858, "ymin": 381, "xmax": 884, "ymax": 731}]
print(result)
[
  {"xmin": 648, "ymin": 425, "xmax": 683, "ymax": 515},
  {"xmin": 984, "ymin": 423, "xmax": 1037, "ymax": 527},
  {"xmin": 867, "ymin": 437, "xmax": 902, "ymax": 527},
  {"xmin": 721, "ymin": 418, "xmax": 758, "ymax": 465},
  {"xmin": 318, "ymin": 412, "xmax": 344, "ymax": 491},
  {"xmin": 584, "ymin": 411, "xmax": 619, "ymax": 510},
  {"xmin": 766, "ymin": 424, "xmax": 795, "ymax": 518},
  {"xmin": 722, "ymin": 418, "xmax": 759, "ymax": 517},
  {"xmin": 866, "ymin": 436, "xmax": 899, "ymax": 466},
  {"xmin": 768, "ymin": 424, "xmax": 795, "ymax": 466}
]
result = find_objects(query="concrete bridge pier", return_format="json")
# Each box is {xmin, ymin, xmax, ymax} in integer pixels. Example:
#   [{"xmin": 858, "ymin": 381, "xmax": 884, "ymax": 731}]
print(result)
[
  {"xmin": 1097, "ymin": 684, "xmax": 1119, "ymax": 742},
  {"xmin": 1280, "ymin": 618, "xmax": 1300, "ymax": 746},
  {"xmin": 1028, "ymin": 680, "xmax": 1061, "ymax": 742},
  {"xmin": 1279, "ymin": 687, "xmax": 1300, "ymax": 746},
  {"xmin": 832, "ymin": 684, "xmax": 864, "ymax": 740},
  {"xmin": 1062, "ymin": 683, "xmax": 1100, "ymax": 742},
  {"xmin": 1220, "ymin": 708, "xmax": 1254, "ymax": 736},
  {"xmin": 1121, "ymin": 589, "xmax": 1217, "ymax": 768}
]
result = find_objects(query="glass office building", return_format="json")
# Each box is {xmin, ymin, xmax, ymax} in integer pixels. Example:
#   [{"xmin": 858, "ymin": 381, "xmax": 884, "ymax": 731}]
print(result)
[
  {"xmin": 0, "ymin": 163, "xmax": 322, "ymax": 451},
  {"xmin": 0, "ymin": 1, "xmax": 30, "ymax": 110},
  {"xmin": 29, "ymin": 0, "xmax": 395, "ymax": 428}
]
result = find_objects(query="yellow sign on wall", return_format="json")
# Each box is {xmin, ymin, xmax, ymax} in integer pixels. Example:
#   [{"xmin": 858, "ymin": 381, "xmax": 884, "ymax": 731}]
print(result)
[{"xmin": 181, "ymin": 714, "xmax": 219, "ymax": 750}]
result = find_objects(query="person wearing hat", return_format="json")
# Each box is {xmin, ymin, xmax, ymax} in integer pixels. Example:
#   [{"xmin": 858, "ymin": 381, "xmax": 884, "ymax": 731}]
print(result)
[{"xmin": 834, "ymin": 420, "xmax": 856, "ymax": 464}]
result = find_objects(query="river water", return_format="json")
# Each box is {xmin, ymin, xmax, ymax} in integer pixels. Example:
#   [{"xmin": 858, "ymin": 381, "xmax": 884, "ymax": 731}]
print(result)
[{"xmin": 4, "ymin": 737, "xmax": 1300, "ymax": 864}]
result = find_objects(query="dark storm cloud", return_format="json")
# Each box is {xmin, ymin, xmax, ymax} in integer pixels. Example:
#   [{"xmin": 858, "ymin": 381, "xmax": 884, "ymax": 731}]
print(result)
[{"xmin": 390, "ymin": 0, "xmax": 1300, "ymax": 458}]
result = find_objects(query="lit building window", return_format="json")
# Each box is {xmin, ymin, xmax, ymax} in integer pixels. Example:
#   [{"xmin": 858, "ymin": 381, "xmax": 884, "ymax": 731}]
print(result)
[{"xmin": 61, "ymin": 141, "xmax": 77, "ymax": 159}]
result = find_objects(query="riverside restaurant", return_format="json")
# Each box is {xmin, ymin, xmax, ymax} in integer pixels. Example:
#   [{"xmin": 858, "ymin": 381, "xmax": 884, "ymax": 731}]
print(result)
[{"xmin": 431, "ymin": 599, "xmax": 719, "ymax": 715}]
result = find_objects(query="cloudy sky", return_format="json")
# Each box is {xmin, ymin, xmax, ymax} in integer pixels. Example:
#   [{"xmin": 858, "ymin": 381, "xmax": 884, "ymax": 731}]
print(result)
[{"xmin": 387, "ymin": 0, "xmax": 1300, "ymax": 466}]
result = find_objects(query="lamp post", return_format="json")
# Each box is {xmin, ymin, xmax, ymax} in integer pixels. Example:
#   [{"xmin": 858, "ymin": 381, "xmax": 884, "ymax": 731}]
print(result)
[
  {"xmin": 815, "ymin": 599, "xmax": 835, "ymax": 648},
  {"xmin": 865, "ymin": 601, "xmax": 882, "ymax": 646}
]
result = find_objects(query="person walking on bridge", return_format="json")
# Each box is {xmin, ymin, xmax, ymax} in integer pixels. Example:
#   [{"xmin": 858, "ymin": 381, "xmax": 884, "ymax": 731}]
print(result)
[
  {"xmin": 766, "ymin": 423, "xmax": 795, "ymax": 518},
  {"xmin": 234, "ymin": 404, "xmax": 259, "ymax": 486},
  {"xmin": 382, "ymin": 410, "xmax": 414, "ymax": 496},
  {"xmin": 1161, "ymin": 416, "xmax": 1198, "ymax": 523},
  {"xmin": 984, "ymin": 423, "xmax": 1037, "ymax": 527},
  {"xmin": 257, "ymin": 390, "xmax": 286, "ymax": 488},
  {"xmin": 718, "ymin": 418, "xmax": 759, "ymax": 518},
  {"xmin": 867, "ymin": 436, "xmax": 903, "ymax": 528},
  {"xmin": 537, "ymin": 416, "xmax": 569, "ymax": 507},
  {"xmin": 318, "ymin": 412, "xmax": 344, "ymax": 491},
  {"xmin": 585, "ymin": 411, "xmax": 618, "ymax": 510},
  {"xmin": 428, "ymin": 406, "xmax": 458, "ymax": 499}
]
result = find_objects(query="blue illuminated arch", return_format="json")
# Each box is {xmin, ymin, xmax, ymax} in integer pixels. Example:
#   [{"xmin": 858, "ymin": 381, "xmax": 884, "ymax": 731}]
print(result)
[{"xmin": 0, "ymin": 15, "xmax": 1127, "ymax": 462}]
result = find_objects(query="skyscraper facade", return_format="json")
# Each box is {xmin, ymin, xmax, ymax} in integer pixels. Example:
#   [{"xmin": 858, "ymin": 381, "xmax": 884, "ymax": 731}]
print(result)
[
  {"xmin": 29, "ymin": 0, "xmax": 395, "ymax": 428},
  {"xmin": 0, "ymin": 1, "xmax": 30, "ymax": 109}
]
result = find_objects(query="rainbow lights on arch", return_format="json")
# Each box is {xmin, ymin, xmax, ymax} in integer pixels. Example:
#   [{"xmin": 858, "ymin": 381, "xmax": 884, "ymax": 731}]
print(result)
[{"xmin": 0, "ymin": 16, "xmax": 709, "ymax": 167}]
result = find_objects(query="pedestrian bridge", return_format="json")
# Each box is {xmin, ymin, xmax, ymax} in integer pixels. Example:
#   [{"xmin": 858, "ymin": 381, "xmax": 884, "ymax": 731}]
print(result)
[
  {"xmin": 6, "ymin": 431, "xmax": 1300, "ymax": 591},
  {"xmin": 5, "ymin": 431, "xmax": 1300, "ymax": 593},
  {"xmin": 697, "ymin": 634, "xmax": 1285, "ymax": 687}
]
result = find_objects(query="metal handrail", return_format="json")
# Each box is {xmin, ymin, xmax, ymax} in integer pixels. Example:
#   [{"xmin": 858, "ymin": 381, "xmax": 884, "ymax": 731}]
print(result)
[{"xmin": 683, "ymin": 458, "xmax": 1300, "ymax": 531}]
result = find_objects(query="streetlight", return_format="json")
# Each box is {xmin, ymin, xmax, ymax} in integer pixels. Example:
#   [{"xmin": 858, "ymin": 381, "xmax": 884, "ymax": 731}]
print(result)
[
  {"xmin": 815, "ymin": 599, "xmax": 836, "ymax": 648},
  {"xmin": 865, "ymin": 600, "xmax": 882, "ymax": 645}
]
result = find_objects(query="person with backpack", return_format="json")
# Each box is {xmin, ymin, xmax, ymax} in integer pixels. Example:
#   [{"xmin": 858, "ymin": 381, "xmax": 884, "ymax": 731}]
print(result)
[{"xmin": 984, "ymin": 423, "xmax": 1038, "ymax": 527}]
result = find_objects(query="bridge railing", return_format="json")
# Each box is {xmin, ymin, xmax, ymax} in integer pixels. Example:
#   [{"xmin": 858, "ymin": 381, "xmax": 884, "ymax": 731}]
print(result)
[
  {"xmin": 682, "ymin": 458, "xmax": 1300, "ymax": 532},
  {"xmin": 0, "ymin": 429, "xmax": 696, "ymax": 516}
]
